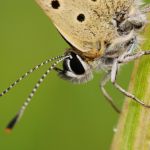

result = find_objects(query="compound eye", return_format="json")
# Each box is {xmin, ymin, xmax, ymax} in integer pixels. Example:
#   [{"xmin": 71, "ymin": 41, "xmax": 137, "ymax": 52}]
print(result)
[
  {"xmin": 69, "ymin": 53, "xmax": 85, "ymax": 75},
  {"xmin": 63, "ymin": 52, "xmax": 85, "ymax": 75}
]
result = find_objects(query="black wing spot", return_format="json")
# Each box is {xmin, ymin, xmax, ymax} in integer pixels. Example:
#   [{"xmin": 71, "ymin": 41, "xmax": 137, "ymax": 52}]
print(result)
[
  {"xmin": 77, "ymin": 14, "xmax": 85, "ymax": 22},
  {"xmin": 51, "ymin": 0, "xmax": 60, "ymax": 9}
]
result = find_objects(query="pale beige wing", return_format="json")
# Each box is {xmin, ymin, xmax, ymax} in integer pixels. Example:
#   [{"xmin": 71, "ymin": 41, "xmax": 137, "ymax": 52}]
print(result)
[{"xmin": 35, "ymin": 0, "xmax": 133, "ymax": 52}]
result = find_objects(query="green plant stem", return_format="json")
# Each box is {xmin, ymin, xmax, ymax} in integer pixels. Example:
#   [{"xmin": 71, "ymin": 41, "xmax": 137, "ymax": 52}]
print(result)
[{"xmin": 111, "ymin": 15, "xmax": 150, "ymax": 150}]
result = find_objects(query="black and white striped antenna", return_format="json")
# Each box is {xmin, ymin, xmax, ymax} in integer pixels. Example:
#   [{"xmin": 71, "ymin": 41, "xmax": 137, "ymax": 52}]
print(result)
[
  {"xmin": 0, "ymin": 55, "xmax": 64, "ymax": 97},
  {"xmin": 0, "ymin": 54, "xmax": 70, "ymax": 132}
]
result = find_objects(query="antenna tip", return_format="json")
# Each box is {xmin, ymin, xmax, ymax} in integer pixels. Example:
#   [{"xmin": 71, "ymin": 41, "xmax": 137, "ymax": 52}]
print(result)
[
  {"xmin": 5, "ymin": 113, "xmax": 20, "ymax": 132},
  {"xmin": 5, "ymin": 128, "xmax": 12, "ymax": 134}
]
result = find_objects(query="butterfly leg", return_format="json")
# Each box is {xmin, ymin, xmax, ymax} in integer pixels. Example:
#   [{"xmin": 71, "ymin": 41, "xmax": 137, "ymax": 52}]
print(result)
[
  {"xmin": 110, "ymin": 50, "xmax": 150, "ymax": 108},
  {"xmin": 100, "ymin": 72, "xmax": 121, "ymax": 113},
  {"xmin": 118, "ymin": 50, "xmax": 150, "ymax": 64},
  {"xmin": 113, "ymin": 82, "xmax": 150, "ymax": 108}
]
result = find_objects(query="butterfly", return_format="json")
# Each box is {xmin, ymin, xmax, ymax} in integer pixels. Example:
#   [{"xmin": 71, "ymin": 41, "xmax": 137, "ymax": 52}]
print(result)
[{"xmin": 1, "ymin": 0, "xmax": 150, "ymax": 132}]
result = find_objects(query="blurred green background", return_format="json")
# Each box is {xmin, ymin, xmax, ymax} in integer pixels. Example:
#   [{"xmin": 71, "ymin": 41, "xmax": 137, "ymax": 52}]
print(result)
[{"xmin": 0, "ymin": 1, "xmax": 149, "ymax": 150}]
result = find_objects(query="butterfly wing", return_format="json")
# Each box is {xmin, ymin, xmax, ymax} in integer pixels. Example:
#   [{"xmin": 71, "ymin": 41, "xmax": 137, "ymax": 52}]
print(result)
[{"xmin": 35, "ymin": 0, "xmax": 132, "ymax": 53}]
